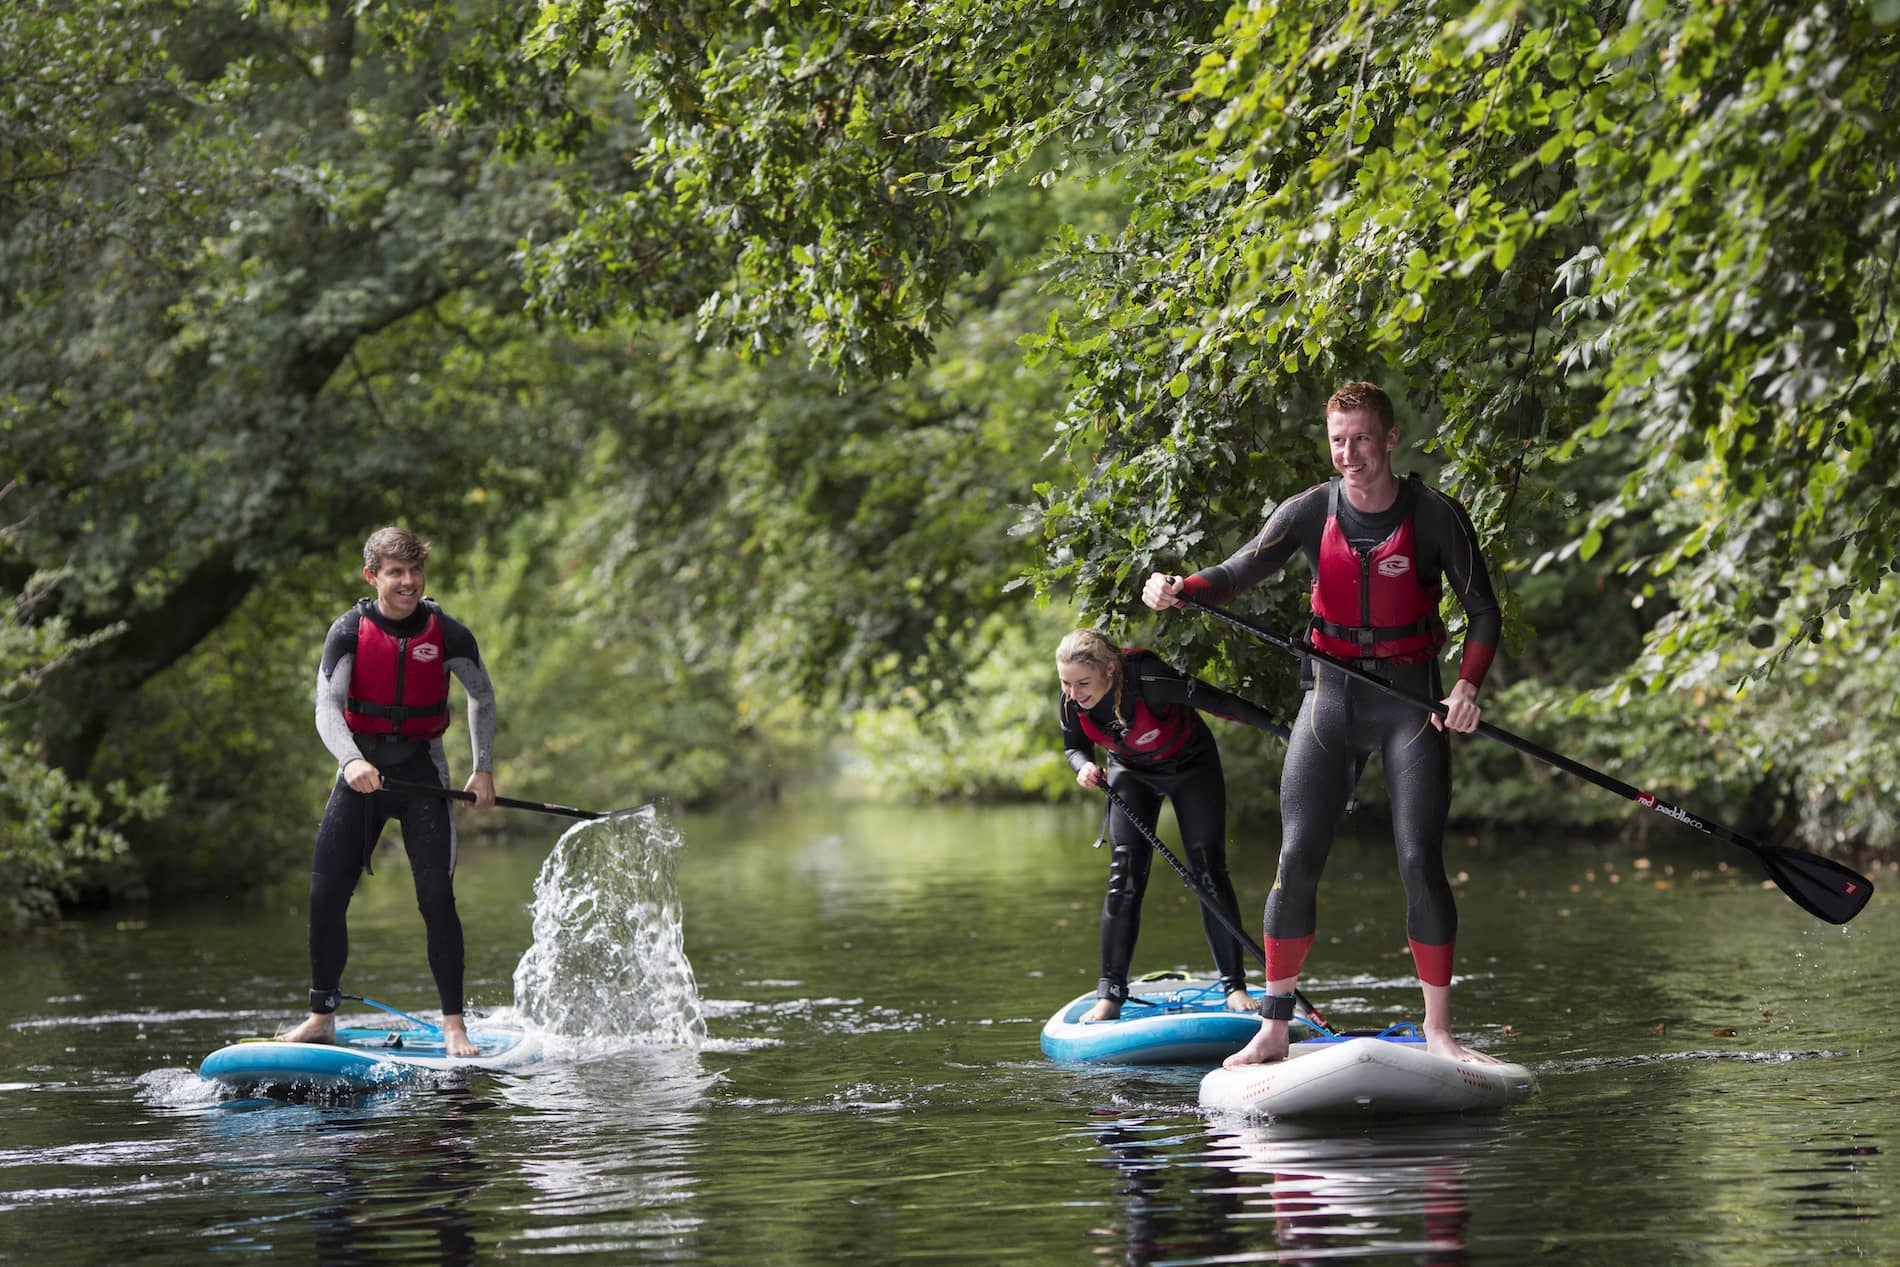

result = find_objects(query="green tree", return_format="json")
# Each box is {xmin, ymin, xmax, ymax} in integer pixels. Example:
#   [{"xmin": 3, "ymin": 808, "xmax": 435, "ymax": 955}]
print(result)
[
  {"xmin": 0, "ymin": 493, "xmax": 165, "ymax": 930},
  {"xmin": 0, "ymin": 0, "xmax": 675, "ymax": 779},
  {"xmin": 507, "ymin": 0, "xmax": 1898, "ymax": 849}
]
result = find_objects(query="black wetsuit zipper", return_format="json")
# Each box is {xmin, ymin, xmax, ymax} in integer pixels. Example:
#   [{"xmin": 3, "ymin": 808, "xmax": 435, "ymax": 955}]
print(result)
[{"xmin": 393, "ymin": 636, "xmax": 409, "ymax": 720}]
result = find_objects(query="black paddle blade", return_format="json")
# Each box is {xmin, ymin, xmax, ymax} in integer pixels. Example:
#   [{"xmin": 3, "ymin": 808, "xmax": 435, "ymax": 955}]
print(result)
[{"xmin": 1755, "ymin": 845, "xmax": 1875, "ymax": 925}]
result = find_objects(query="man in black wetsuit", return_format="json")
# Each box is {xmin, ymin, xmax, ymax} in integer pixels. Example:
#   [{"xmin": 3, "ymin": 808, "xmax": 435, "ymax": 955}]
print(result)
[
  {"xmin": 278, "ymin": 526, "xmax": 498, "ymax": 1056},
  {"xmin": 1142, "ymin": 381, "xmax": 1502, "ymax": 1066}
]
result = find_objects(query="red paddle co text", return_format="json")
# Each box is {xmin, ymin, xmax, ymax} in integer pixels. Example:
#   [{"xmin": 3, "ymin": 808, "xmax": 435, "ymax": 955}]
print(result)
[{"xmin": 1636, "ymin": 792, "xmax": 1705, "ymax": 831}]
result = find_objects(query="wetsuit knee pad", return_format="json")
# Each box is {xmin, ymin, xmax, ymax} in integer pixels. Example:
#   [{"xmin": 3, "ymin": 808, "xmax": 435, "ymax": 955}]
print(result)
[
  {"xmin": 1102, "ymin": 852, "xmax": 1145, "ymax": 914},
  {"xmin": 1191, "ymin": 865, "xmax": 1240, "ymax": 904}
]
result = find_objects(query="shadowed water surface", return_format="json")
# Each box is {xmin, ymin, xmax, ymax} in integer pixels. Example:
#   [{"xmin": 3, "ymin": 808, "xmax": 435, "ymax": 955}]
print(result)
[{"xmin": 2, "ymin": 800, "xmax": 1895, "ymax": 1264}]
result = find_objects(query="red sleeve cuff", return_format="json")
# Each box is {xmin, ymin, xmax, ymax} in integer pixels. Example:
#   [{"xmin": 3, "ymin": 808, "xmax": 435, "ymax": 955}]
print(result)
[{"xmin": 1458, "ymin": 639, "xmax": 1496, "ymax": 690}]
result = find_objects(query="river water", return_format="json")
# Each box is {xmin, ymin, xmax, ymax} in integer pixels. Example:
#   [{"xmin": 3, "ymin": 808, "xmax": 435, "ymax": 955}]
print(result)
[{"xmin": 2, "ymin": 799, "xmax": 1894, "ymax": 1264}]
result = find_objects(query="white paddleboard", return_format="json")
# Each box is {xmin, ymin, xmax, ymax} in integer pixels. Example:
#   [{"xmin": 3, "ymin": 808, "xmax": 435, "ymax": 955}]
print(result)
[{"xmin": 1199, "ymin": 1033, "xmax": 1533, "ymax": 1118}]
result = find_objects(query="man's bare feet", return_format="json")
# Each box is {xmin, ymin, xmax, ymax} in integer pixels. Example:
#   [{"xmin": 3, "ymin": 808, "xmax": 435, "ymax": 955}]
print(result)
[
  {"xmin": 278, "ymin": 1013, "xmax": 337, "ymax": 1045},
  {"xmin": 1225, "ymin": 989, "xmax": 1255, "ymax": 1012},
  {"xmin": 1082, "ymin": 998, "xmax": 1122, "ymax": 1023},
  {"xmin": 1423, "ymin": 1027, "xmax": 1495, "ymax": 1063},
  {"xmin": 1222, "ymin": 1021, "xmax": 1290, "ymax": 1068},
  {"xmin": 442, "ymin": 1016, "xmax": 478, "ymax": 1057}
]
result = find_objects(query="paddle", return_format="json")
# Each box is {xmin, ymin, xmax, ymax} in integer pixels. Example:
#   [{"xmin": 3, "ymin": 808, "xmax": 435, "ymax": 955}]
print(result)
[
  {"xmin": 1098, "ymin": 782, "xmax": 1340, "ymax": 1036},
  {"xmin": 1176, "ymin": 595, "xmax": 1876, "ymax": 925},
  {"xmin": 346, "ymin": 993, "xmax": 442, "ymax": 1034},
  {"xmin": 381, "ymin": 776, "xmax": 645, "ymax": 821}
]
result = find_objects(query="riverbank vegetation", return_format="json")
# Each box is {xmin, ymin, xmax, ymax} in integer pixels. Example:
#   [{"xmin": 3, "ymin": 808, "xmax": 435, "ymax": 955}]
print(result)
[{"xmin": 4, "ymin": 1, "xmax": 1895, "ymax": 927}]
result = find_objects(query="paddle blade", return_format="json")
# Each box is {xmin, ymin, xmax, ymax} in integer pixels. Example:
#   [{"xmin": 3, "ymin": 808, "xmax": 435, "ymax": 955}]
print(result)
[{"xmin": 1755, "ymin": 845, "xmax": 1875, "ymax": 925}]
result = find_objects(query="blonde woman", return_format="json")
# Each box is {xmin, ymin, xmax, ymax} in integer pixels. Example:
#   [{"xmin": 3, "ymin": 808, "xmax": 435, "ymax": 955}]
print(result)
[{"xmin": 1057, "ymin": 629, "xmax": 1279, "ymax": 1022}]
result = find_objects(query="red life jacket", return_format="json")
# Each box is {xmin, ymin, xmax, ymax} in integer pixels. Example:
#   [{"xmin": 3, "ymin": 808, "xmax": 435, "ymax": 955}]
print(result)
[
  {"xmin": 1308, "ymin": 478, "xmax": 1445, "ymax": 665},
  {"xmin": 343, "ymin": 598, "xmax": 451, "ymax": 740},
  {"xmin": 1072, "ymin": 649, "xmax": 1195, "ymax": 764}
]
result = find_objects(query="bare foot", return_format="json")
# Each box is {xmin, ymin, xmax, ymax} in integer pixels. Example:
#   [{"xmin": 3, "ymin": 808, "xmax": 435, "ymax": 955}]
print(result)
[
  {"xmin": 1224, "ymin": 990, "xmax": 1255, "ymax": 1012},
  {"xmin": 278, "ymin": 1013, "xmax": 337, "ymax": 1045},
  {"xmin": 1082, "ymin": 998, "xmax": 1121, "ymax": 1023},
  {"xmin": 442, "ymin": 1016, "xmax": 479, "ymax": 1058},
  {"xmin": 1423, "ymin": 1028, "xmax": 1496, "ymax": 1063},
  {"xmin": 1222, "ymin": 1022, "xmax": 1289, "ymax": 1068}
]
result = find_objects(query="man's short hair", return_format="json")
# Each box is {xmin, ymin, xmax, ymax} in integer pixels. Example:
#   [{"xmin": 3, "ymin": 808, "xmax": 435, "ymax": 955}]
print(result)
[
  {"xmin": 363, "ymin": 526, "xmax": 431, "ymax": 573},
  {"xmin": 1326, "ymin": 381, "xmax": 1396, "ymax": 432}
]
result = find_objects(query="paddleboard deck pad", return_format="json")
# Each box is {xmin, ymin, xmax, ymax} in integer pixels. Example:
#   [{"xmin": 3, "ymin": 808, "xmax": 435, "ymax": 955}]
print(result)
[
  {"xmin": 199, "ymin": 1025, "xmax": 544, "ymax": 1091},
  {"xmin": 1041, "ymin": 972, "xmax": 1317, "ymax": 1065},
  {"xmin": 1198, "ymin": 1028, "xmax": 1533, "ymax": 1118}
]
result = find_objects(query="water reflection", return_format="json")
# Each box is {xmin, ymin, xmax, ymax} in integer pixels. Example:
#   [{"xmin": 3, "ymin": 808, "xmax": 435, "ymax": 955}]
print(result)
[
  {"xmin": 196, "ymin": 1086, "xmax": 496, "ymax": 1263},
  {"xmin": 493, "ymin": 1044, "xmax": 715, "ymax": 1255},
  {"xmin": 1195, "ymin": 1117, "xmax": 1510, "ymax": 1266},
  {"xmin": 1087, "ymin": 1116, "xmax": 1248, "ymax": 1266},
  {"xmin": 4, "ymin": 804, "xmax": 1897, "ymax": 1265}
]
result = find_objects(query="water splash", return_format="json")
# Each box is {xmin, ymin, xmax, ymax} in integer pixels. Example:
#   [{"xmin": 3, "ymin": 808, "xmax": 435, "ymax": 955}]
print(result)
[{"xmin": 511, "ymin": 807, "xmax": 706, "ymax": 1046}]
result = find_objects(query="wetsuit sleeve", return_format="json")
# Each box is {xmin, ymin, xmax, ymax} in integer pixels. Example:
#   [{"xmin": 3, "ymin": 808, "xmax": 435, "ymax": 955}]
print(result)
[
  {"xmin": 1181, "ymin": 483, "xmax": 1329, "ymax": 605},
  {"xmin": 441, "ymin": 614, "xmax": 496, "ymax": 773},
  {"xmin": 1059, "ymin": 695, "xmax": 1097, "ymax": 774},
  {"xmin": 1421, "ymin": 488, "xmax": 1503, "ymax": 688},
  {"xmin": 314, "ymin": 613, "xmax": 365, "ymax": 770},
  {"xmin": 1132, "ymin": 662, "xmax": 1288, "ymax": 737}
]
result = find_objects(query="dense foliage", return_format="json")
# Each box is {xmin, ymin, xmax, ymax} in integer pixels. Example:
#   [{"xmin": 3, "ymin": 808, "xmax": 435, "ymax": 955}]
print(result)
[
  {"xmin": 3, "ymin": 0, "xmax": 1894, "ymax": 921},
  {"xmin": 0, "ymin": 500, "xmax": 165, "ymax": 930},
  {"xmin": 0, "ymin": 0, "xmax": 614, "ymax": 778},
  {"xmin": 519, "ymin": 0, "xmax": 1898, "ymax": 837}
]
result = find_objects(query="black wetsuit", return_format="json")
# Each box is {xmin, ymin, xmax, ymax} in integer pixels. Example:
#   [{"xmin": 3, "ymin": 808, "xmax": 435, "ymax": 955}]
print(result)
[
  {"xmin": 1184, "ymin": 476, "xmax": 1500, "ymax": 986},
  {"xmin": 1060, "ymin": 651, "xmax": 1280, "ymax": 1003},
  {"xmin": 307, "ymin": 600, "xmax": 496, "ymax": 1017}
]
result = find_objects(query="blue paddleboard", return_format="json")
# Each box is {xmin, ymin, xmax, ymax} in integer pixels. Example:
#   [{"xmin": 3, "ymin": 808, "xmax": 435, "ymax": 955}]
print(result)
[
  {"xmin": 1040, "ymin": 971, "xmax": 1306, "ymax": 1065},
  {"xmin": 199, "ymin": 1024, "xmax": 543, "ymax": 1091}
]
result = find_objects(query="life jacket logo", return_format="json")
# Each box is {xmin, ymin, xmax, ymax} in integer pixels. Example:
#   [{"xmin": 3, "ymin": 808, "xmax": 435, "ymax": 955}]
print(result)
[
  {"xmin": 411, "ymin": 643, "xmax": 441, "ymax": 663},
  {"xmin": 1131, "ymin": 727, "xmax": 1161, "ymax": 747},
  {"xmin": 1375, "ymin": 556, "xmax": 1411, "ymax": 578}
]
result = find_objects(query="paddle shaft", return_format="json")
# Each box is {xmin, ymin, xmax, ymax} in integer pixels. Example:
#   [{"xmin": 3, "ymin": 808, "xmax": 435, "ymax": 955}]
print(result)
[
  {"xmin": 345, "ymin": 994, "xmax": 442, "ymax": 1034},
  {"xmin": 1099, "ymin": 782, "xmax": 1338, "ymax": 1035},
  {"xmin": 381, "ymin": 776, "xmax": 605, "ymax": 820},
  {"xmin": 1179, "ymin": 596, "xmax": 1874, "ymax": 924}
]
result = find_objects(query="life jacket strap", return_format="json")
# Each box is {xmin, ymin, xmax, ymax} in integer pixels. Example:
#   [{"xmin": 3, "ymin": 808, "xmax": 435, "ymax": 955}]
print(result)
[{"xmin": 346, "ymin": 697, "xmax": 451, "ymax": 722}]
